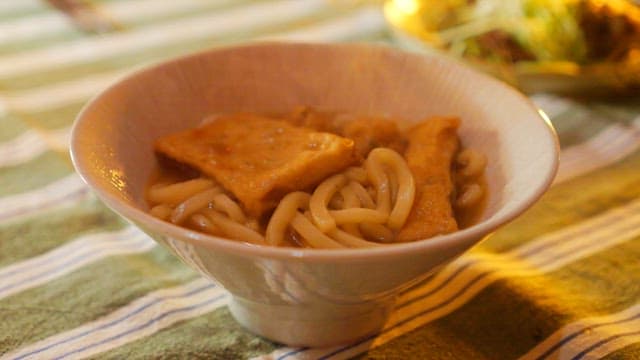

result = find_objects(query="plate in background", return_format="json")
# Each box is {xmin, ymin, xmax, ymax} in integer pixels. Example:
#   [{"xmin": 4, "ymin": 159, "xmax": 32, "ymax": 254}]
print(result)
[{"xmin": 384, "ymin": 0, "xmax": 640, "ymax": 95}]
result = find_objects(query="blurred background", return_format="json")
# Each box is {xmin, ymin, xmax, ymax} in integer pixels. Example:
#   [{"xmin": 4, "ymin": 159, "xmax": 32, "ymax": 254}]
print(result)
[{"xmin": 31, "ymin": 0, "xmax": 640, "ymax": 96}]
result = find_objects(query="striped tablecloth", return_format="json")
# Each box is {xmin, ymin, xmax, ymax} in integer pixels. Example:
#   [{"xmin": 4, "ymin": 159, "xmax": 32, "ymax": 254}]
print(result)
[{"xmin": 1, "ymin": 1, "xmax": 639, "ymax": 359}]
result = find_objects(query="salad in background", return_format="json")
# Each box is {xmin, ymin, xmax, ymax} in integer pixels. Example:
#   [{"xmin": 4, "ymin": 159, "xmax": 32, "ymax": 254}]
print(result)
[{"xmin": 385, "ymin": 0, "xmax": 640, "ymax": 94}]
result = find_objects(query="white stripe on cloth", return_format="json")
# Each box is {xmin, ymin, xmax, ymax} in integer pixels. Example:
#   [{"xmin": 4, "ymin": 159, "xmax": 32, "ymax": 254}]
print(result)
[
  {"xmin": 519, "ymin": 303, "xmax": 640, "ymax": 360},
  {"xmin": 555, "ymin": 117, "xmax": 640, "ymax": 184},
  {"xmin": 2, "ymin": 278, "xmax": 226, "ymax": 360},
  {"xmin": 0, "ymin": 0, "xmax": 327, "ymax": 79},
  {"xmin": 39, "ymin": 126, "xmax": 70, "ymax": 152},
  {"xmin": 254, "ymin": 198, "xmax": 640, "ymax": 360},
  {"xmin": 0, "ymin": 174, "xmax": 90, "ymax": 224},
  {"xmin": 0, "ymin": 12, "xmax": 71, "ymax": 46},
  {"xmin": 0, "ymin": 227, "xmax": 156, "ymax": 300},
  {"xmin": 0, "ymin": 0, "xmax": 236, "ymax": 47},
  {"xmin": 261, "ymin": 5, "xmax": 385, "ymax": 42},
  {"xmin": 0, "ymin": 126, "xmax": 70, "ymax": 168},
  {"xmin": 2, "ymin": 70, "xmax": 126, "ymax": 113},
  {"xmin": 0, "ymin": 130, "xmax": 48, "ymax": 168},
  {"xmin": 103, "ymin": 0, "xmax": 236, "ymax": 24},
  {"xmin": 530, "ymin": 93, "xmax": 576, "ymax": 119}
]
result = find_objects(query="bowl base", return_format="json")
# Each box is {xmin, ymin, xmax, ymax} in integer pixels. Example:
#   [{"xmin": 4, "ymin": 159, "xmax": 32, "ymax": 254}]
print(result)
[{"xmin": 228, "ymin": 296, "xmax": 394, "ymax": 347}]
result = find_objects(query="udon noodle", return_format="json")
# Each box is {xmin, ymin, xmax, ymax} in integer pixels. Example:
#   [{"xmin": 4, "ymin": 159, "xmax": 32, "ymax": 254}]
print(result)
[{"xmin": 147, "ymin": 110, "xmax": 486, "ymax": 249}]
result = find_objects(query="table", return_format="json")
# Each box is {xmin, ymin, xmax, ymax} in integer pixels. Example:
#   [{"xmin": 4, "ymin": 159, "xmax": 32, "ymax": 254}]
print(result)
[{"xmin": 0, "ymin": 1, "xmax": 638, "ymax": 359}]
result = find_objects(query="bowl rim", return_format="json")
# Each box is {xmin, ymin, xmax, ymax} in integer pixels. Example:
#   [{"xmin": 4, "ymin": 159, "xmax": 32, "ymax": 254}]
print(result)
[{"xmin": 70, "ymin": 41, "xmax": 560, "ymax": 263}]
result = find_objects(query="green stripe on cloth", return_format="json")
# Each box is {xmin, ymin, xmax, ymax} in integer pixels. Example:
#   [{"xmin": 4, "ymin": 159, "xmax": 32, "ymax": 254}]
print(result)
[
  {"xmin": 482, "ymin": 148, "xmax": 640, "ymax": 252},
  {"xmin": 0, "ymin": 3, "xmax": 50, "ymax": 22},
  {"xmin": 0, "ymin": 114, "xmax": 29, "ymax": 142},
  {"xmin": 14, "ymin": 103, "xmax": 84, "ymax": 129},
  {"xmin": 0, "ymin": 197, "xmax": 124, "ymax": 267},
  {"xmin": 89, "ymin": 307, "xmax": 279, "ymax": 360},
  {"xmin": 587, "ymin": 99, "xmax": 640, "ymax": 123},
  {"xmin": 0, "ymin": 247, "xmax": 197, "ymax": 353},
  {"xmin": 603, "ymin": 343, "xmax": 640, "ymax": 360},
  {"xmin": 0, "ymin": 151, "xmax": 71, "ymax": 196},
  {"xmin": 356, "ymin": 238, "xmax": 640, "ymax": 360}
]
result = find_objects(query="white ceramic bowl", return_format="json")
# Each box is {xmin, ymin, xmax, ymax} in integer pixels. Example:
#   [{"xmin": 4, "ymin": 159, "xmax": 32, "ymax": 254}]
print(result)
[{"xmin": 70, "ymin": 42, "xmax": 559, "ymax": 347}]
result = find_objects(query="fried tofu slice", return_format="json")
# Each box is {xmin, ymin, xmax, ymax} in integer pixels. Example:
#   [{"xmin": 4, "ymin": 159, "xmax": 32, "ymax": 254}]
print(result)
[
  {"xmin": 155, "ymin": 114, "xmax": 358, "ymax": 217},
  {"xmin": 396, "ymin": 117, "xmax": 460, "ymax": 242},
  {"xmin": 287, "ymin": 107, "xmax": 407, "ymax": 158},
  {"xmin": 341, "ymin": 116, "xmax": 407, "ymax": 158}
]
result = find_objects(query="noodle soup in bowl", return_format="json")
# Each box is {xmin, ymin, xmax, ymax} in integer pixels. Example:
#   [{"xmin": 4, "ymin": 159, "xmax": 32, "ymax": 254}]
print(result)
[{"xmin": 70, "ymin": 42, "xmax": 559, "ymax": 347}]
